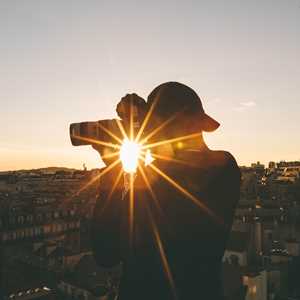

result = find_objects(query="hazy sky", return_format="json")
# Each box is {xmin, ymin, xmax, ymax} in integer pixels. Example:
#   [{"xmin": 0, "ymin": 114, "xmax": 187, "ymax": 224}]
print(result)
[{"xmin": 1, "ymin": 0, "xmax": 299, "ymax": 171}]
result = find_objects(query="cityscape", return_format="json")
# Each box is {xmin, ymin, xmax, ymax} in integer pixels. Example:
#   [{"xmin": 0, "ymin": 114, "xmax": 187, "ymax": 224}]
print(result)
[
  {"xmin": 1, "ymin": 160, "xmax": 300, "ymax": 300},
  {"xmin": 1, "ymin": 1, "xmax": 300, "ymax": 299}
]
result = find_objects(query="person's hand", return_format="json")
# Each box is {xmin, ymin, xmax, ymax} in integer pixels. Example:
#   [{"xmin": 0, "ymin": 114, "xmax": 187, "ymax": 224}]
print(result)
[
  {"xmin": 91, "ymin": 93, "xmax": 148, "ymax": 166},
  {"xmin": 116, "ymin": 93, "xmax": 147, "ymax": 122}
]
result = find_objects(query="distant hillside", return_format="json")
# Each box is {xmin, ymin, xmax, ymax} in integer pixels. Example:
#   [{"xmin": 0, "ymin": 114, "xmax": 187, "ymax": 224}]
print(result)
[
  {"xmin": 35, "ymin": 167, "xmax": 78, "ymax": 173},
  {"xmin": 0, "ymin": 167, "xmax": 79, "ymax": 174}
]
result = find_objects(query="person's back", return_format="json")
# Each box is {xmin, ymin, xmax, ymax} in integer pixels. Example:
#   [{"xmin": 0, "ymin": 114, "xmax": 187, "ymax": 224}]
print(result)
[
  {"xmin": 120, "ymin": 149, "xmax": 240, "ymax": 299},
  {"xmin": 91, "ymin": 82, "xmax": 241, "ymax": 299}
]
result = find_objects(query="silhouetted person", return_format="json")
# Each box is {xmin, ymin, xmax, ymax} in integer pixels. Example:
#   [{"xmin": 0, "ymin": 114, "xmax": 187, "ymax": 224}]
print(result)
[{"xmin": 92, "ymin": 82, "xmax": 241, "ymax": 300}]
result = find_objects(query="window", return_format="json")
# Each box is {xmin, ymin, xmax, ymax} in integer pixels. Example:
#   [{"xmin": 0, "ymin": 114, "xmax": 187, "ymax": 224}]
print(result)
[
  {"xmin": 37, "ymin": 214, "xmax": 42, "ymax": 222},
  {"xmin": 250, "ymin": 286, "xmax": 257, "ymax": 294},
  {"xmin": 2, "ymin": 233, "xmax": 7, "ymax": 241},
  {"xmin": 27, "ymin": 215, "xmax": 33, "ymax": 223},
  {"xmin": 18, "ymin": 216, "xmax": 25, "ymax": 224}
]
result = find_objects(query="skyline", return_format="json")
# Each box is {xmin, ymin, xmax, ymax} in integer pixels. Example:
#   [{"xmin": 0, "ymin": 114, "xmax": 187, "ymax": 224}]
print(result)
[{"xmin": 1, "ymin": 0, "xmax": 300, "ymax": 171}]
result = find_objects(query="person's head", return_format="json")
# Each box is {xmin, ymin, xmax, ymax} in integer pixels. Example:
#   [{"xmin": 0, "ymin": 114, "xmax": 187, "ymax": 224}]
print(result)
[{"xmin": 147, "ymin": 82, "xmax": 220, "ymax": 150}]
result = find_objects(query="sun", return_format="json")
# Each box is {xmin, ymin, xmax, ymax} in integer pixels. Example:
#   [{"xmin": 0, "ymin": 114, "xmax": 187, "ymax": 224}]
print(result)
[{"xmin": 119, "ymin": 138, "xmax": 142, "ymax": 173}]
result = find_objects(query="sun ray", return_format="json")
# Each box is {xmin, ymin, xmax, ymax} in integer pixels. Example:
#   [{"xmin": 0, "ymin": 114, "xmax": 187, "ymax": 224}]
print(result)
[
  {"xmin": 137, "ymin": 164, "xmax": 163, "ymax": 215},
  {"xmin": 150, "ymin": 153, "xmax": 194, "ymax": 166},
  {"xmin": 142, "ymin": 132, "xmax": 202, "ymax": 151},
  {"xmin": 130, "ymin": 97, "xmax": 134, "ymax": 140},
  {"xmin": 107, "ymin": 168, "xmax": 124, "ymax": 200},
  {"xmin": 100, "ymin": 150, "xmax": 120, "ymax": 161},
  {"xmin": 135, "ymin": 91, "xmax": 160, "ymax": 142},
  {"xmin": 129, "ymin": 172, "xmax": 134, "ymax": 248},
  {"xmin": 72, "ymin": 134, "xmax": 120, "ymax": 150},
  {"xmin": 60, "ymin": 158, "xmax": 121, "ymax": 208},
  {"xmin": 138, "ymin": 150, "xmax": 153, "ymax": 166},
  {"xmin": 116, "ymin": 119, "xmax": 128, "ymax": 140},
  {"xmin": 148, "ymin": 163, "xmax": 223, "ymax": 224},
  {"xmin": 139, "ymin": 112, "xmax": 180, "ymax": 145},
  {"xmin": 97, "ymin": 122, "xmax": 123, "ymax": 144},
  {"xmin": 98, "ymin": 168, "xmax": 124, "ymax": 215},
  {"xmin": 145, "ymin": 203, "xmax": 178, "ymax": 300},
  {"xmin": 76, "ymin": 158, "xmax": 121, "ymax": 195}
]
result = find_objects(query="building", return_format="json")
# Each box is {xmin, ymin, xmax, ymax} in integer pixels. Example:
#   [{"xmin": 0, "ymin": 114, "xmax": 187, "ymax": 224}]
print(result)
[
  {"xmin": 5, "ymin": 286, "xmax": 55, "ymax": 300},
  {"xmin": 243, "ymin": 269, "xmax": 267, "ymax": 300},
  {"xmin": 222, "ymin": 262, "xmax": 247, "ymax": 300},
  {"xmin": 251, "ymin": 162, "xmax": 265, "ymax": 175},
  {"xmin": 224, "ymin": 231, "xmax": 250, "ymax": 267},
  {"xmin": 58, "ymin": 254, "xmax": 122, "ymax": 300},
  {"xmin": 0, "ymin": 209, "xmax": 81, "ymax": 246}
]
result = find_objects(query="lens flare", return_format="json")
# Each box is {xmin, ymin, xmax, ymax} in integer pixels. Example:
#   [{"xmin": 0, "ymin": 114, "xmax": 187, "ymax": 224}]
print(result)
[
  {"xmin": 144, "ymin": 149, "xmax": 155, "ymax": 166},
  {"xmin": 70, "ymin": 109, "xmax": 222, "ymax": 299},
  {"xmin": 120, "ymin": 138, "xmax": 141, "ymax": 173}
]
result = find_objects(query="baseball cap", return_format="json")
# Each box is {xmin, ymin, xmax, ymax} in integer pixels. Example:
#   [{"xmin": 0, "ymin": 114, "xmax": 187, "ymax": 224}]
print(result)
[{"xmin": 147, "ymin": 82, "xmax": 220, "ymax": 132}]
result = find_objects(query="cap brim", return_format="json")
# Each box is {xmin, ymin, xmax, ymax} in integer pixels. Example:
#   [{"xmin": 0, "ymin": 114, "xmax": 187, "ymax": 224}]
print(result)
[{"xmin": 200, "ymin": 113, "xmax": 220, "ymax": 132}]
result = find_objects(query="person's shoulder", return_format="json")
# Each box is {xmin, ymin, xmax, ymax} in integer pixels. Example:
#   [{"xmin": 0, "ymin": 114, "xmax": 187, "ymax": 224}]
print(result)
[
  {"xmin": 208, "ymin": 150, "xmax": 240, "ymax": 176},
  {"xmin": 214, "ymin": 150, "xmax": 238, "ymax": 166}
]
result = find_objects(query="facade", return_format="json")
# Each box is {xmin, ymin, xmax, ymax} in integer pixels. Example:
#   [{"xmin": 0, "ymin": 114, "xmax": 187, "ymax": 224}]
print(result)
[
  {"xmin": 0, "ymin": 169, "xmax": 98, "ymax": 298},
  {"xmin": 223, "ymin": 231, "xmax": 249, "ymax": 267},
  {"xmin": 0, "ymin": 209, "xmax": 81, "ymax": 245},
  {"xmin": 243, "ymin": 270, "xmax": 267, "ymax": 300}
]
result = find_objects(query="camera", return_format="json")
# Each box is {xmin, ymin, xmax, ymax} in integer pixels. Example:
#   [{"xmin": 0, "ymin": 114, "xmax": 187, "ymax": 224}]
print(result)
[{"xmin": 69, "ymin": 94, "xmax": 148, "ymax": 165}]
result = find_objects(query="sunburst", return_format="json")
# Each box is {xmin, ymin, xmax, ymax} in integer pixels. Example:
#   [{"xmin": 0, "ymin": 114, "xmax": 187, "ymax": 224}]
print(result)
[{"xmin": 70, "ymin": 99, "xmax": 221, "ymax": 296}]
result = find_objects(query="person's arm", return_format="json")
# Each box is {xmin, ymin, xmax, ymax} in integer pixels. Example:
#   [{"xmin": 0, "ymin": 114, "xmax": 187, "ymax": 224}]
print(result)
[{"xmin": 215, "ymin": 152, "xmax": 241, "ymax": 232}]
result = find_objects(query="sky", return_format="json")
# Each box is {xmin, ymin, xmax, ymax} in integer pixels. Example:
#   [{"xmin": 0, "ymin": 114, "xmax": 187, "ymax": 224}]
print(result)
[{"xmin": 0, "ymin": 0, "xmax": 299, "ymax": 171}]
